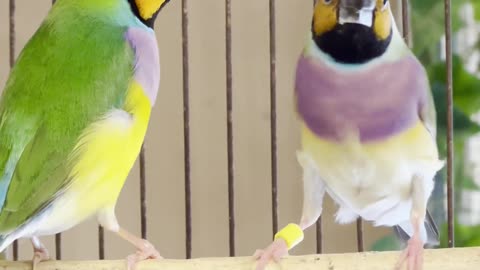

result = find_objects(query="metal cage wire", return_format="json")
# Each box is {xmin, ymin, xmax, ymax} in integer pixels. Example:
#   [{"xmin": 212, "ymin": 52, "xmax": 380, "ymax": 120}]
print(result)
[{"xmin": 6, "ymin": 0, "xmax": 455, "ymax": 260}]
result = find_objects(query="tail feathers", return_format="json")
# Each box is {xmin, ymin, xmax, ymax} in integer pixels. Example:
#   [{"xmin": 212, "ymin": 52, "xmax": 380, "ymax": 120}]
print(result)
[{"xmin": 394, "ymin": 210, "xmax": 439, "ymax": 247}]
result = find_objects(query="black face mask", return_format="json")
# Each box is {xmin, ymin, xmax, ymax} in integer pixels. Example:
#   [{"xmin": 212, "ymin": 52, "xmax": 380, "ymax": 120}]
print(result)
[{"xmin": 312, "ymin": 22, "xmax": 392, "ymax": 64}]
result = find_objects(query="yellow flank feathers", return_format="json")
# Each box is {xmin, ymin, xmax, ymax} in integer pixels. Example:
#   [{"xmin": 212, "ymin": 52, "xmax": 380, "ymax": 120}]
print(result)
[
  {"xmin": 135, "ymin": 0, "xmax": 166, "ymax": 20},
  {"xmin": 30, "ymin": 81, "xmax": 152, "ymax": 235},
  {"xmin": 62, "ymin": 81, "xmax": 151, "ymax": 221},
  {"xmin": 313, "ymin": 0, "xmax": 338, "ymax": 36}
]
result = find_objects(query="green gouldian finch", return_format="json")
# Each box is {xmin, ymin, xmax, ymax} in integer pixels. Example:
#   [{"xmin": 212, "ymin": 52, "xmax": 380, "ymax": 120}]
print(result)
[
  {"xmin": 0, "ymin": 0, "xmax": 171, "ymax": 268},
  {"xmin": 254, "ymin": 1, "xmax": 443, "ymax": 270}
]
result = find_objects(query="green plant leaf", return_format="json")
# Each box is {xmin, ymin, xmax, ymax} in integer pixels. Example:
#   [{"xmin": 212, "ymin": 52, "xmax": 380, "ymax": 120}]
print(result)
[
  {"xmin": 410, "ymin": 0, "xmax": 469, "ymax": 64},
  {"xmin": 440, "ymin": 221, "xmax": 480, "ymax": 248},
  {"xmin": 473, "ymin": 2, "xmax": 480, "ymax": 20},
  {"xmin": 369, "ymin": 234, "xmax": 402, "ymax": 251},
  {"xmin": 428, "ymin": 56, "xmax": 480, "ymax": 119}
]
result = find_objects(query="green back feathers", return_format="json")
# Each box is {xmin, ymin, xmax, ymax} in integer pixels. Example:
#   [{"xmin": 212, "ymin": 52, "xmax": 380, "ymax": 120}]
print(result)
[{"xmin": 0, "ymin": 2, "xmax": 135, "ymax": 232}]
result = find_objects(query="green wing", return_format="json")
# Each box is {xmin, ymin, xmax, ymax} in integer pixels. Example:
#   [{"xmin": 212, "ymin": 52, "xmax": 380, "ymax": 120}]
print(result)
[{"xmin": 0, "ymin": 12, "xmax": 134, "ymax": 233}]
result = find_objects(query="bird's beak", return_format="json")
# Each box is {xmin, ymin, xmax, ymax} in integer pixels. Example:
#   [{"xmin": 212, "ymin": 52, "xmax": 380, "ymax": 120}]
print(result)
[{"xmin": 338, "ymin": 0, "xmax": 376, "ymax": 27}]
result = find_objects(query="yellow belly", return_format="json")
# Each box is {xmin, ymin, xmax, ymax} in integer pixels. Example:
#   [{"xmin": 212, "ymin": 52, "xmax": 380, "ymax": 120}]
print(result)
[
  {"xmin": 302, "ymin": 120, "xmax": 439, "ymax": 164},
  {"xmin": 301, "ymin": 120, "xmax": 441, "ymax": 214}
]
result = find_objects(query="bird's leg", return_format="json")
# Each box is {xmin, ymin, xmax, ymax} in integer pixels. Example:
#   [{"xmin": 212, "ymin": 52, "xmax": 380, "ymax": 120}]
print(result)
[
  {"xmin": 116, "ymin": 228, "xmax": 162, "ymax": 268},
  {"xmin": 396, "ymin": 175, "xmax": 427, "ymax": 270},
  {"xmin": 98, "ymin": 208, "xmax": 161, "ymax": 270},
  {"xmin": 254, "ymin": 152, "xmax": 325, "ymax": 270},
  {"xmin": 31, "ymin": 237, "xmax": 50, "ymax": 270},
  {"xmin": 297, "ymin": 152, "xmax": 326, "ymax": 231}
]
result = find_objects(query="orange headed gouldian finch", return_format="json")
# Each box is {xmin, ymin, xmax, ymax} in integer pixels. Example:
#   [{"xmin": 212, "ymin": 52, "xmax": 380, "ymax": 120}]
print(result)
[
  {"xmin": 0, "ymin": 0, "xmax": 171, "ymax": 269},
  {"xmin": 254, "ymin": 1, "xmax": 443, "ymax": 270}
]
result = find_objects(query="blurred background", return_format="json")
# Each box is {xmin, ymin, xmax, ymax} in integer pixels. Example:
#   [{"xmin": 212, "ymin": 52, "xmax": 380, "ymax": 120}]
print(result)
[{"xmin": 0, "ymin": 0, "xmax": 479, "ymax": 261}]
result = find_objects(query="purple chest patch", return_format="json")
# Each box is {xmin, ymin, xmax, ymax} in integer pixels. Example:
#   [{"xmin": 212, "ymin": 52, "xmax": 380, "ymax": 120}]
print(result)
[
  {"xmin": 125, "ymin": 27, "xmax": 160, "ymax": 106},
  {"xmin": 295, "ymin": 55, "xmax": 428, "ymax": 142}
]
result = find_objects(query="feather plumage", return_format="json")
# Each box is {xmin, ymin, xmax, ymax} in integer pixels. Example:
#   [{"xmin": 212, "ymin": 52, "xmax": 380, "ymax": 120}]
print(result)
[{"xmin": 0, "ymin": 0, "xmax": 159, "ymax": 253}]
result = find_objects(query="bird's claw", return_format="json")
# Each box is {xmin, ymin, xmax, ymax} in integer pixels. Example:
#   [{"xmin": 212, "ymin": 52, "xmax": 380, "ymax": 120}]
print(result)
[
  {"xmin": 126, "ymin": 239, "xmax": 162, "ymax": 270},
  {"xmin": 32, "ymin": 247, "xmax": 50, "ymax": 270},
  {"xmin": 395, "ymin": 234, "xmax": 424, "ymax": 270},
  {"xmin": 253, "ymin": 239, "xmax": 289, "ymax": 270}
]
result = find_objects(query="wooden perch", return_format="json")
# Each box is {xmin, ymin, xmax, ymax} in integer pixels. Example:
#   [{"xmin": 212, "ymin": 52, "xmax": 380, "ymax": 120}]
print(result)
[{"xmin": 1, "ymin": 247, "xmax": 479, "ymax": 270}]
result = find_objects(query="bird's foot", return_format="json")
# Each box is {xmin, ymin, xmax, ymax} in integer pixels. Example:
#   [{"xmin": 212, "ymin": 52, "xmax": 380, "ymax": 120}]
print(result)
[
  {"xmin": 253, "ymin": 238, "xmax": 289, "ymax": 270},
  {"xmin": 99, "ymin": 214, "xmax": 163, "ymax": 270},
  {"xmin": 32, "ymin": 245, "xmax": 50, "ymax": 270},
  {"xmin": 125, "ymin": 239, "xmax": 162, "ymax": 270},
  {"xmin": 395, "ymin": 233, "xmax": 424, "ymax": 270}
]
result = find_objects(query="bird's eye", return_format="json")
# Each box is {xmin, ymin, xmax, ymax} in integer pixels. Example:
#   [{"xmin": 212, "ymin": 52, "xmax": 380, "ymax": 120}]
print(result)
[
  {"xmin": 383, "ymin": 0, "xmax": 388, "ymax": 5},
  {"xmin": 323, "ymin": 0, "xmax": 333, "ymax": 4}
]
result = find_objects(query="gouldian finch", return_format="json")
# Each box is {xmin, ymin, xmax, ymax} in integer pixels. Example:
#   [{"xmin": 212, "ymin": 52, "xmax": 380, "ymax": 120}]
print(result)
[
  {"xmin": 254, "ymin": 1, "xmax": 444, "ymax": 270},
  {"xmin": 0, "ymin": 0, "xmax": 170, "ymax": 268}
]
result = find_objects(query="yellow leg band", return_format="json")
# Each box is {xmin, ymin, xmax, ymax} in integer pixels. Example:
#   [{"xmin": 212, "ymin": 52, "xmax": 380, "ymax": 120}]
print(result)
[{"xmin": 274, "ymin": 223, "xmax": 304, "ymax": 250}]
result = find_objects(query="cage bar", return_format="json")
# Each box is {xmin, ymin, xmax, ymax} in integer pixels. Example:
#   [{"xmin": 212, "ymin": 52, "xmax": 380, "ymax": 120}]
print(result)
[
  {"xmin": 225, "ymin": 0, "xmax": 236, "ymax": 257},
  {"xmin": 51, "ymin": 0, "xmax": 62, "ymax": 260},
  {"xmin": 356, "ymin": 219, "xmax": 364, "ymax": 252},
  {"xmin": 401, "ymin": 1, "xmax": 410, "ymax": 44},
  {"xmin": 139, "ymin": 146, "xmax": 147, "ymax": 239},
  {"xmin": 55, "ymin": 234, "xmax": 62, "ymax": 260},
  {"xmin": 312, "ymin": 0, "xmax": 324, "ymax": 254},
  {"xmin": 181, "ymin": 0, "xmax": 192, "ymax": 259},
  {"xmin": 444, "ymin": 0, "xmax": 455, "ymax": 248},
  {"xmin": 8, "ymin": 0, "xmax": 18, "ymax": 261},
  {"xmin": 98, "ymin": 227, "xmax": 105, "ymax": 260},
  {"xmin": 269, "ymin": 0, "xmax": 279, "ymax": 239},
  {"xmin": 315, "ymin": 218, "xmax": 322, "ymax": 254},
  {"xmin": 8, "ymin": 0, "xmax": 15, "ymax": 69},
  {"xmin": 401, "ymin": 0, "xmax": 410, "ymax": 42}
]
